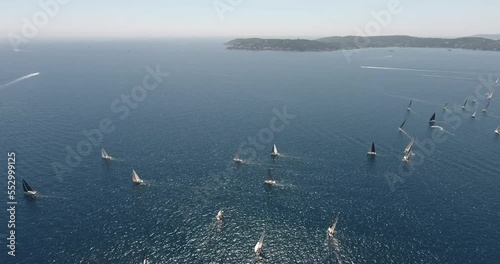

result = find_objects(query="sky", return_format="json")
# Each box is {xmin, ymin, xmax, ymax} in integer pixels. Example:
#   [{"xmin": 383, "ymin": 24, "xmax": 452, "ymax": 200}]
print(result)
[{"xmin": 1, "ymin": 0, "xmax": 499, "ymax": 39}]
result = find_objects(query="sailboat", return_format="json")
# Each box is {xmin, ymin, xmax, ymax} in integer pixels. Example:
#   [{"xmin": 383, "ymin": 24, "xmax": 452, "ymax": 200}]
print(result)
[
  {"xmin": 482, "ymin": 101, "xmax": 491, "ymax": 112},
  {"xmin": 101, "ymin": 148, "xmax": 112, "ymax": 160},
  {"xmin": 462, "ymin": 100, "xmax": 467, "ymax": 110},
  {"xmin": 216, "ymin": 209, "xmax": 223, "ymax": 221},
  {"xmin": 495, "ymin": 77, "xmax": 499, "ymax": 84},
  {"xmin": 429, "ymin": 113, "xmax": 436, "ymax": 124},
  {"xmin": 233, "ymin": 153, "xmax": 243, "ymax": 163},
  {"xmin": 327, "ymin": 213, "xmax": 340, "ymax": 238},
  {"xmin": 402, "ymin": 141, "xmax": 414, "ymax": 162},
  {"xmin": 254, "ymin": 232, "xmax": 265, "ymax": 257},
  {"xmin": 407, "ymin": 100, "xmax": 412, "ymax": 112},
  {"xmin": 264, "ymin": 169, "xmax": 276, "ymax": 185},
  {"xmin": 22, "ymin": 179, "xmax": 36, "ymax": 196},
  {"xmin": 495, "ymin": 126, "xmax": 500, "ymax": 135},
  {"xmin": 471, "ymin": 108, "xmax": 477, "ymax": 118},
  {"xmin": 487, "ymin": 90, "xmax": 495, "ymax": 100},
  {"xmin": 141, "ymin": 253, "xmax": 148, "ymax": 264},
  {"xmin": 442, "ymin": 102, "xmax": 448, "ymax": 110},
  {"xmin": 367, "ymin": 142, "xmax": 376, "ymax": 156},
  {"xmin": 131, "ymin": 169, "xmax": 144, "ymax": 184},
  {"xmin": 472, "ymin": 98, "xmax": 477, "ymax": 104},
  {"xmin": 404, "ymin": 138, "xmax": 414, "ymax": 154},
  {"xmin": 399, "ymin": 119, "xmax": 406, "ymax": 132},
  {"xmin": 271, "ymin": 144, "xmax": 279, "ymax": 156}
]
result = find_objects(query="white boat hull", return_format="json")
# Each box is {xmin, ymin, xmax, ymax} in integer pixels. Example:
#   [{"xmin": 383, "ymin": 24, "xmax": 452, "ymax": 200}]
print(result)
[
  {"xmin": 233, "ymin": 158, "xmax": 243, "ymax": 163},
  {"xmin": 25, "ymin": 191, "xmax": 36, "ymax": 196},
  {"xmin": 264, "ymin": 180, "xmax": 276, "ymax": 185},
  {"xmin": 367, "ymin": 152, "xmax": 376, "ymax": 156}
]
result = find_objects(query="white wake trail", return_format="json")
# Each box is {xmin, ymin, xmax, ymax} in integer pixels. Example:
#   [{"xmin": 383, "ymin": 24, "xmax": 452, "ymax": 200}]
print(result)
[{"xmin": 0, "ymin": 72, "xmax": 40, "ymax": 88}]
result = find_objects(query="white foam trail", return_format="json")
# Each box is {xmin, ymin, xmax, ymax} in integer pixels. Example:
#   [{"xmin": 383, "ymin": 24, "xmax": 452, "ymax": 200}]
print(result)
[
  {"xmin": 431, "ymin": 125, "xmax": 454, "ymax": 136},
  {"xmin": 420, "ymin": 74, "xmax": 476, "ymax": 81},
  {"xmin": 361, "ymin": 65, "xmax": 466, "ymax": 75},
  {"xmin": 13, "ymin": 48, "xmax": 31, "ymax": 52},
  {"xmin": 0, "ymin": 72, "xmax": 40, "ymax": 88}
]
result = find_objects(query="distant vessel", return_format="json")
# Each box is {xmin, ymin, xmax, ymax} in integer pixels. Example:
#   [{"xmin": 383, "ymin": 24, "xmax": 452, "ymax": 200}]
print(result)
[
  {"xmin": 254, "ymin": 232, "xmax": 265, "ymax": 256},
  {"xmin": 367, "ymin": 142, "xmax": 376, "ymax": 156},
  {"xmin": 442, "ymin": 102, "xmax": 448, "ymax": 110},
  {"xmin": 495, "ymin": 126, "xmax": 500, "ymax": 135},
  {"xmin": 487, "ymin": 90, "xmax": 495, "ymax": 100},
  {"xmin": 399, "ymin": 119, "xmax": 406, "ymax": 132},
  {"xmin": 429, "ymin": 113, "xmax": 436, "ymax": 124},
  {"xmin": 141, "ymin": 253, "xmax": 148, "ymax": 264},
  {"xmin": 264, "ymin": 169, "xmax": 276, "ymax": 185},
  {"xmin": 472, "ymin": 98, "xmax": 477, "ymax": 104},
  {"xmin": 471, "ymin": 108, "xmax": 477, "ymax": 118},
  {"xmin": 407, "ymin": 100, "xmax": 412, "ymax": 112},
  {"xmin": 327, "ymin": 213, "xmax": 340, "ymax": 238},
  {"xmin": 402, "ymin": 139, "xmax": 414, "ymax": 162},
  {"xmin": 233, "ymin": 153, "xmax": 243, "ymax": 163},
  {"xmin": 101, "ymin": 148, "xmax": 112, "ymax": 160},
  {"xmin": 22, "ymin": 179, "xmax": 36, "ymax": 196},
  {"xmin": 462, "ymin": 100, "xmax": 467, "ymax": 110},
  {"xmin": 482, "ymin": 101, "xmax": 491, "ymax": 112},
  {"xmin": 271, "ymin": 144, "xmax": 279, "ymax": 156},
  {"xmin": 131, "ymin": 169, "xmax": 144, "ymax": 184},
  {"xmin": 495, "ymin": 77, "xmax": 499, "ymax": 84},
  {"xmin": 216, "ymin": 209, "xmax": 223, "ymax": 221}
]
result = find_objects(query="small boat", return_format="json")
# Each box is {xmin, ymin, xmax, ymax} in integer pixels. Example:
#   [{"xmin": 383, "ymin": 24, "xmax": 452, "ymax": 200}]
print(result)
[
  {"xmin": 399, "ymin": 119, "xmax": 406, "ymax": 132},
  {"xmin": 101, "ymin": 148, "xmax": 112, "ymax": 160},
  {"xmin": 407, "ymin": 100, "xmax": 412, "ymax": 112},
  {"xmin": 327, "ymin": 213, "xmax": 340, "ymax": 238},
  {"xmin": 471, "ymin": 108, "xmax": 477, "ymax": 118},
  {"xmin": 429, "ymin": 113, "xmax": 436, "ymax": 124},
  {"xmin": 271, "ymin": 144, "xmax": 279, "ymax": 156},
  {"xmin": 141, "ymin": 253, "xmax": 148, "ymax": 264},
  {"xmin": 495, "ymin": 77, "xmax": 499, "ymax": 84},
  {"xmin": 442, "ymin": 102, "xmax": 448, "ymax": 110},
  {"xmin": 402, "ymin": 146, "xmax": 413, "ymax": 162},
  {"xmin": 472, "ymin": 98, "xmax": 477, "ymax": 104},
  {"xmin": 22, "ymin": 179, "xmax": 36, "ymax": 196},
  {"xmin": 131, "ymin": 169, "xmax": 144, "ymax": 184},
  {"xmin": 216, "ymin": 209, "xmax": 223, "ymax": 221},
  {"xmin": 233, "ymin": 153, "xmax": 243, "ymax": 163},
  {"xmin": 367, "ymin": 142, "xmax": 376, "ymax": 156},
  {"xmin": 264, "ymin": 169, "xmax": 276, "ymax": 185},
  {"xmin": 487, "ymin": 90, "xmax": 495, "ymax": 100},
  {"xmin": 254, "ymin": 232, "xmax": 265, "ymax": 257},
  {"xmin": 495, "ymin": 126, "xmax": 500, "ymax": 135},
  {"xmin": 462, "ymin": 100, "xmax": 467, "ymax": 110},
  {"xmin": 404, "ymin": 139, "xmax": 414, "ymax": 154},
  {"xmin": 482, "ymin": 101, "xmax": 491, "ymax": 112}
]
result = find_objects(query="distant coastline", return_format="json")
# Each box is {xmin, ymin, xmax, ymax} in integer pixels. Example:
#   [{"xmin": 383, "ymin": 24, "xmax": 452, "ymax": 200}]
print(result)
[{"xmin": 225, "ymin": 35, "xmax": 500, "ymax": 52}]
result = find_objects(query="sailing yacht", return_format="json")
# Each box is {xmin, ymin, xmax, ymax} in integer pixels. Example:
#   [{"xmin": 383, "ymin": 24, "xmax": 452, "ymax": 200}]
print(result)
[
  {"xmin": 131, "ymin": 169, "xmax": 144, "ymax": 184},
  {"xmin": 471, "ymin": 108, "xmax": 477, "ymax": 118},
  {"xmin": 442, "ymin": 102, "xmax": 448, "ymax": 110},
  {"xmin": 482, "ymin": 101, "xmax": 491, "ymax": 112},
  {"xmin": 327, "ymin": 213, "xmax": 340, "ymax": 238},
  {"xmin": 264, "ymin": 169, "xmax": 276, "ymax": 185},
  {"xmin": 254, "ymin": 232, "xmax": 265, "ymax": 257},
  {"xmin": 22, "ymin": 179, "xmax": 36, "ymax": 196},
  {"xmin": 407, "ymin": 100, "xmax": 412, "ymax": 112},
  {"xmin": 233, "ymin": 153, "xmax": 243, "ymax": 163},
  {"xmin": 487, "ymin": 90, "xmax": 495, "ymax": 100},
  {"xmin": 367, "ymin": 142, "xmax": 376, "ymax": 156},
  {"xmin": 101, "ymin": 148, "xmax": 112, "ymax": 160},
  {"xmin": 399, "ymin": 119, "xmax": 406, "ymax": 132},
  {"xmin": 216, "ymin": 209, "xmax": 223, "ymax": 221},
  {"xmin": 429, "ymin": 113, "xmax": 436, "ymax": 124},
  {"xmin": 462, "ymin": 100, "xmax": 467, "ymax": 110},
  {"xmin": 141, "ymin": 253, "xmax": 148, "ymax": 264},
  {"xmin": 402, "ymin": 140, "xmax": 414, "ymax": 162},
  {"xmin": 495, "ymin": 126, "xmax": 500, "ymax": 135},
  {"xmin": 271, "ymin": 144, "xmax": 279, "ymax": 156}
]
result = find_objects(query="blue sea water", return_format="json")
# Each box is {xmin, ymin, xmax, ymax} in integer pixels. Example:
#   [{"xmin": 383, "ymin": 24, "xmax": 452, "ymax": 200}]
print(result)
[{"xmin": 0, "ymin": 39, "xmax": 499, "ymax": 263}]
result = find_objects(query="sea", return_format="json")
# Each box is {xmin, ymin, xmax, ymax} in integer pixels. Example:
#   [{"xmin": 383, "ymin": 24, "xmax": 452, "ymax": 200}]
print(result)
[{"xmin": 0, "ymin": 39, "xmax": 499, "ymax": 264}]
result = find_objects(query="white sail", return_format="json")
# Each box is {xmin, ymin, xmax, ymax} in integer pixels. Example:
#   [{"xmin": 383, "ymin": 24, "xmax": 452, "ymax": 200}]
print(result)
[
  {"xmin": 271, "ymin": 144, "xmax": 279, "ymax": 156},
  {"xmin": 216, "ymin": 210, "xmax": 223, "ymax": 221},
  {"xmin": 254, "ymin": 232, "xmax": 265, "ymax": 256},
  {"xmin": 404, "ymin": 139, "xmax": 414, "ymax": 154},
  {"xmin": 132, "ymin": 169, "xmax": 144, "ymax": 184},
  {"xmin": 327, "ymin": 213, "xmax": 340, "ymax": 237},
  {"xmin": 101, "ymin": 148, "xmax": 112, "ymax": 160}
]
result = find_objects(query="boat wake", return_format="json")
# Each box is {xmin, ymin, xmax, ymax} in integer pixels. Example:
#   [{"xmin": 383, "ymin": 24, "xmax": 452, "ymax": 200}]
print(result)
[
  {"xmin": 361, "ymin": 65, "xmax": 465, "ymax": 75},
  {"xmin": 431, "ymin": 125, "xmax": 455, "ymax": 136},
  {"xmin": 0, "ymin": 72, "xmax": 40, "ymax": 88},
  {"xmin": 420, "ymin": 74, "xmax": 476, "ymax": 81}
]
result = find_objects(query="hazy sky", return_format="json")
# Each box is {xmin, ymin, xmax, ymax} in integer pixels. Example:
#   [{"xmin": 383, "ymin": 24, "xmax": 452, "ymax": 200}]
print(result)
[{"xmin": 1, "ymin": 0, "xmax": 499, "ymax": 39}]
